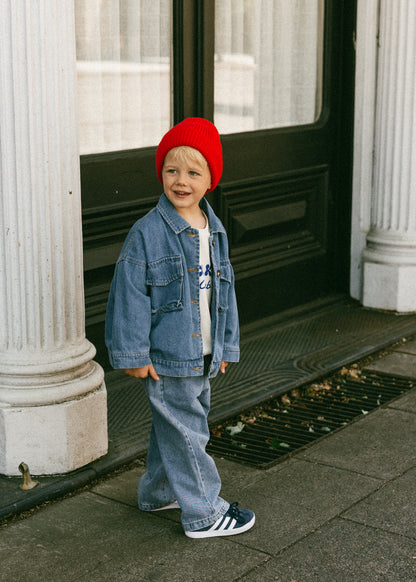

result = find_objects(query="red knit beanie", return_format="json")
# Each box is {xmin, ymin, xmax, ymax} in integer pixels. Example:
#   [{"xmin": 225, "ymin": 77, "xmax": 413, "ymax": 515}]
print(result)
[{"xmin": 156, "ymin": 118, "xmax": 223, "ymax": 192}]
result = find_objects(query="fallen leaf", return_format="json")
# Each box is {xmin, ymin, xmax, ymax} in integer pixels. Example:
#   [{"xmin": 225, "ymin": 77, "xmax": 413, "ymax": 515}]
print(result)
[
  {"xmin": 268, "ymin": 437, "xmax": 280, "ymax": 449},
  {"xmin": 348, "ymin": 368, "xmax": 361, "ymax": 380},
  {"xmin": 226, "ymin": 421, "xmax": 245, "ymax": 436}
]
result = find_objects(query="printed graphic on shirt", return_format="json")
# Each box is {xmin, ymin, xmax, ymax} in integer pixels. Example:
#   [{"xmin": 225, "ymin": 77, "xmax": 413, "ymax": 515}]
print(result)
[{"xmin": 199, "ymin": 263, "xmax": 212, "ymax": 290}]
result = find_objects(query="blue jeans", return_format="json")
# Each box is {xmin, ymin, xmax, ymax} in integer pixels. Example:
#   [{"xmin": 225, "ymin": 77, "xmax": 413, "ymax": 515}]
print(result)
[{"xmin": 138, "ymin": 373, "xmax": 229, "ymax": 531}]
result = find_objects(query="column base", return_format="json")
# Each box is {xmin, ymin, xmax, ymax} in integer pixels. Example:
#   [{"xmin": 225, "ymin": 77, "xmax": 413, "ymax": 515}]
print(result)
[
  {"xmin": 363, "ymin": 261, "xmax": 416, "ymax": 312},
  {"xmin": 0, "ymin": 383, "xmax": 108, "ymax": 476}
]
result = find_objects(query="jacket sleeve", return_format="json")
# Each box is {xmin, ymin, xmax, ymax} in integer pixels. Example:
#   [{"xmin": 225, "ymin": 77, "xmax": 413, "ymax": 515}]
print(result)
[
  {"xmin": 222, "ymin": 263, "xmax": 240, "ymax": 363},
  {"xmin": 105, "ymin": 256, "xmax": 153, "ymax": 369}
]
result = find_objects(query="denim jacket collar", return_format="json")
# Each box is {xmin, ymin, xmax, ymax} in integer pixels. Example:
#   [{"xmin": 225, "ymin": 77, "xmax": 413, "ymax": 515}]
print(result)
[{"xmin": 157, "ymin": 193, "xmax": 226, "ymax": 235}]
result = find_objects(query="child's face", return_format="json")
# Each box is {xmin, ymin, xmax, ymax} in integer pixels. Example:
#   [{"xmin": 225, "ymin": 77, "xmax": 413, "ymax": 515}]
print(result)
[{"xmin": 162, "ymin": 148, "xmax": 212, "ymax": 217}]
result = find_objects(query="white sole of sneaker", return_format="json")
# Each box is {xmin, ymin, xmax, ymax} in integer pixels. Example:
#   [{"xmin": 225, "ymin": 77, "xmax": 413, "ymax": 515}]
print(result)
[
  {"xmin": 185, "ymin": 514, "xmax": 255, "ymax": 539},
  {"xmin": 150, "ymin": 501, "xmax": 180, "ymax": 511}
]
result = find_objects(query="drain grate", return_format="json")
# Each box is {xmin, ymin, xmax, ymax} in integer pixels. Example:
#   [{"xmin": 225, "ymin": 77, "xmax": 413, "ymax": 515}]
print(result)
[{"xmin": 207, "ymin": 368, "xmax": 415, "ymax": 469}]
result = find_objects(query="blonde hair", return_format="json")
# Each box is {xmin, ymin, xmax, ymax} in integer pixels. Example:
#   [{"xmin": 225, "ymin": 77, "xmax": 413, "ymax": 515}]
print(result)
[{"xmin": 165, "ymin": 146, "xmax": 208, "ymax": 169}]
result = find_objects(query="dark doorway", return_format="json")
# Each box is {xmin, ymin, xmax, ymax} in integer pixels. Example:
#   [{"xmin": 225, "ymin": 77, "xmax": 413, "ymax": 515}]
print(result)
[{"xmin": 80, "ymin": 0, "xmax": 356, "ymax": 369}]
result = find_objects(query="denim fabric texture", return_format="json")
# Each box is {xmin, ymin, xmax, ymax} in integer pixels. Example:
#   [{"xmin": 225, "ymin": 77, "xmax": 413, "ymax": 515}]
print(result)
[
  {"xmin": 138, "ymin": 373, "xmax": 229, "ymax": 531},
  {"xmin": 105, "ymin": 193, "xmax": 240, "ymax": 378},
  {"xmin": 105, "ymin": 192, "xmax": 239, "ymax": 532}
]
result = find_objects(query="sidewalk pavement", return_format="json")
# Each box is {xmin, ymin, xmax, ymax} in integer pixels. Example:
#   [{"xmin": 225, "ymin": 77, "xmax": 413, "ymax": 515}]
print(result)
[{"xmin": 1, "ymin": 342, "xmax": 416, "ymax": 581}]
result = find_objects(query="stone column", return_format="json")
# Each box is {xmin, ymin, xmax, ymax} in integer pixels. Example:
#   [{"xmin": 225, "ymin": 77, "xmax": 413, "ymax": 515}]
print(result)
[
  {"xmin": 0, "ymin": 0, "xmax": 108, "ymax": 475},
  {"xmin": 362, "ymin": 0, "xmax": 416, "ymax": 311}
]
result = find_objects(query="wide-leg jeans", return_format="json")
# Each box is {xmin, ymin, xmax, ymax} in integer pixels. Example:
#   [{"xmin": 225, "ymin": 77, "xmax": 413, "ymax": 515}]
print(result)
[{"xmin": 138, "ymin": 373, "xmax": 229, "ymax": 532}]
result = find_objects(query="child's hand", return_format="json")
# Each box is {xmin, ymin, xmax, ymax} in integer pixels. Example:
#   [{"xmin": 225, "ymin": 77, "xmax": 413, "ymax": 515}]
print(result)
[
  {"xmin": 124, "ymin": 365, "xmax": 160, "ymax": 381},
  {"xmin": 220, "ymin": 361, "xmax": 229, "ymax": 374}
]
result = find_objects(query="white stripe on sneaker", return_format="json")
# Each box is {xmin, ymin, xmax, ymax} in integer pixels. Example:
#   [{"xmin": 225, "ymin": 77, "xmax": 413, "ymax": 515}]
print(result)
[
  {"xmin": 218, "ymin": 517, "xmax": 235, "ymax": 532},
  {"xmin": 214, "ymin": 515, "xmax": 232, "ymax": 531},
  {"xmin": 185, "ymin": 503, "xmax": 255, "ymax": 539}
]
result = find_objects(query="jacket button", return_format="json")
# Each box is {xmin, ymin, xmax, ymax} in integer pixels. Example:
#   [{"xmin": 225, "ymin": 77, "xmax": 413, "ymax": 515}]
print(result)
[{"xmin": 216, "ymin": 270, "xmax": 221, "ymax": 277}]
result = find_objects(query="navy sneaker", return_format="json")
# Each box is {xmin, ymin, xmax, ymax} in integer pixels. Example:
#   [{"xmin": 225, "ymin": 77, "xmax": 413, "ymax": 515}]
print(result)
[{"xmin": 185, "ymin": 502, "xmax": 255, "ymax": 539}]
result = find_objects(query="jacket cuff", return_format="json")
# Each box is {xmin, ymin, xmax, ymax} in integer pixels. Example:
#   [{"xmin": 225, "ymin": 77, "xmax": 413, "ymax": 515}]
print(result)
[
  {"xmin": 109, "ymin": 352, "xmax": 152, "ymax": 370},
  {"xmin": 222, "ymin": 347, "xmax": 240, "ymax": 363}
]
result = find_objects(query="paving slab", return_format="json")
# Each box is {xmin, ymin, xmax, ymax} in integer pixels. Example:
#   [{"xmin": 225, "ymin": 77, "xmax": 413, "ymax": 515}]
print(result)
[
  {"xmin": 386, "ymin": 386, "xmax": 416, "ymax": 413},
  {"xmin": 364, "ymin": 351, "xmax": 416, "ymax": 380},
  {"xmin": 74, "ymin": 535, "xmax": 270, "ymax": 582},
  {"xmin": 220, "ymin": 458, "xmax": 381, "ymax": 555},
  {"xmin": 0, "ymin": 492, "xmax": 172, "ymax": 582},
  {"xmin": 0, "ymin": 489, "xmax": 269, "ymax": 582},
  {"xmin": 297, "ymin": 407, "xmax": 416, "ymax": 480},
  {"xmin": 210, "ymin": 456, "xmax": 288, "ymax": 499},
  {"xmin": 239, "ymin": 518, "xmax": 416, "ymax": 581},
  {"xmin": 90, "ymin": 457, "xmax": 270, "ymax": 522},
  {"xmin": 93, "ymin": 457, "xmax": 380, "ymax": 559},
  {"xmin": 342, "ymin": 467, "xmax": 416, "ymax": 539},
  {"xmin": 91, "ymin": 464, "xmax": 145, "ymax": 508}
]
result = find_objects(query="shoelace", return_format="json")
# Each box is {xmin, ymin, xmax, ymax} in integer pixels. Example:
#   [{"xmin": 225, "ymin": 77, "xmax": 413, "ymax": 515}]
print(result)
[{"xmin": 227, "ymin": 502, "xmax": 245, "ymax": 523}]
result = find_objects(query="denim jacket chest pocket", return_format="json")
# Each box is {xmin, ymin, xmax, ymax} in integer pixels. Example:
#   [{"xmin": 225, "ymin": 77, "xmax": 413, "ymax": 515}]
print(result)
[
  {"xmin": 217, "ymin": 260, "xmax": 232, "ymax": 312},
  {"xmin": 146, "ymin": 255, "xmax": 184, "ymax": 315}
]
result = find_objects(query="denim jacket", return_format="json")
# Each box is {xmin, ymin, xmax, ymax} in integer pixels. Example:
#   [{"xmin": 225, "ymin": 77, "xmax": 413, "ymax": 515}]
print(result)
[{"xmin": 105, "ymin": 193, "xmax": 240, "ymax": 378}]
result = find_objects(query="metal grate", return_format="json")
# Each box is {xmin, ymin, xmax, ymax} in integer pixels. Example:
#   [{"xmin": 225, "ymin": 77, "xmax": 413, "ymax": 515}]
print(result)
[
  {"xmin": 102, "ymin": 299, "xmax": 416, "ymax": 463},
  {"xmin": 207, "ymin": 369, "xmax": 415, "ymax": 469}
]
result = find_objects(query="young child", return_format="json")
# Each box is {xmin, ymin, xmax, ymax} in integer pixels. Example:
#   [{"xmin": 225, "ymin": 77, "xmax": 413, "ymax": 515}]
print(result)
[{"xmin": 105, "ymin": 118, "xmax": 255, "ymax": 539}]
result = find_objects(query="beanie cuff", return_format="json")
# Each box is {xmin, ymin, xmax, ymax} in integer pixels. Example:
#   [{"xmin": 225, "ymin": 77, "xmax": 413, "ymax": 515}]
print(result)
[{"xmin": 156, "ymin": 118, "xmax": 223, "ymax": 192}]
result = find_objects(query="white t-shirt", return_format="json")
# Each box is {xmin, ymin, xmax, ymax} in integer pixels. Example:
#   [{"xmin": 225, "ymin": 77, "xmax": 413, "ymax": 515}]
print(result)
[{"xmin": 198, "ymin": 218, "xmax": 212, "ymax": 355}]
